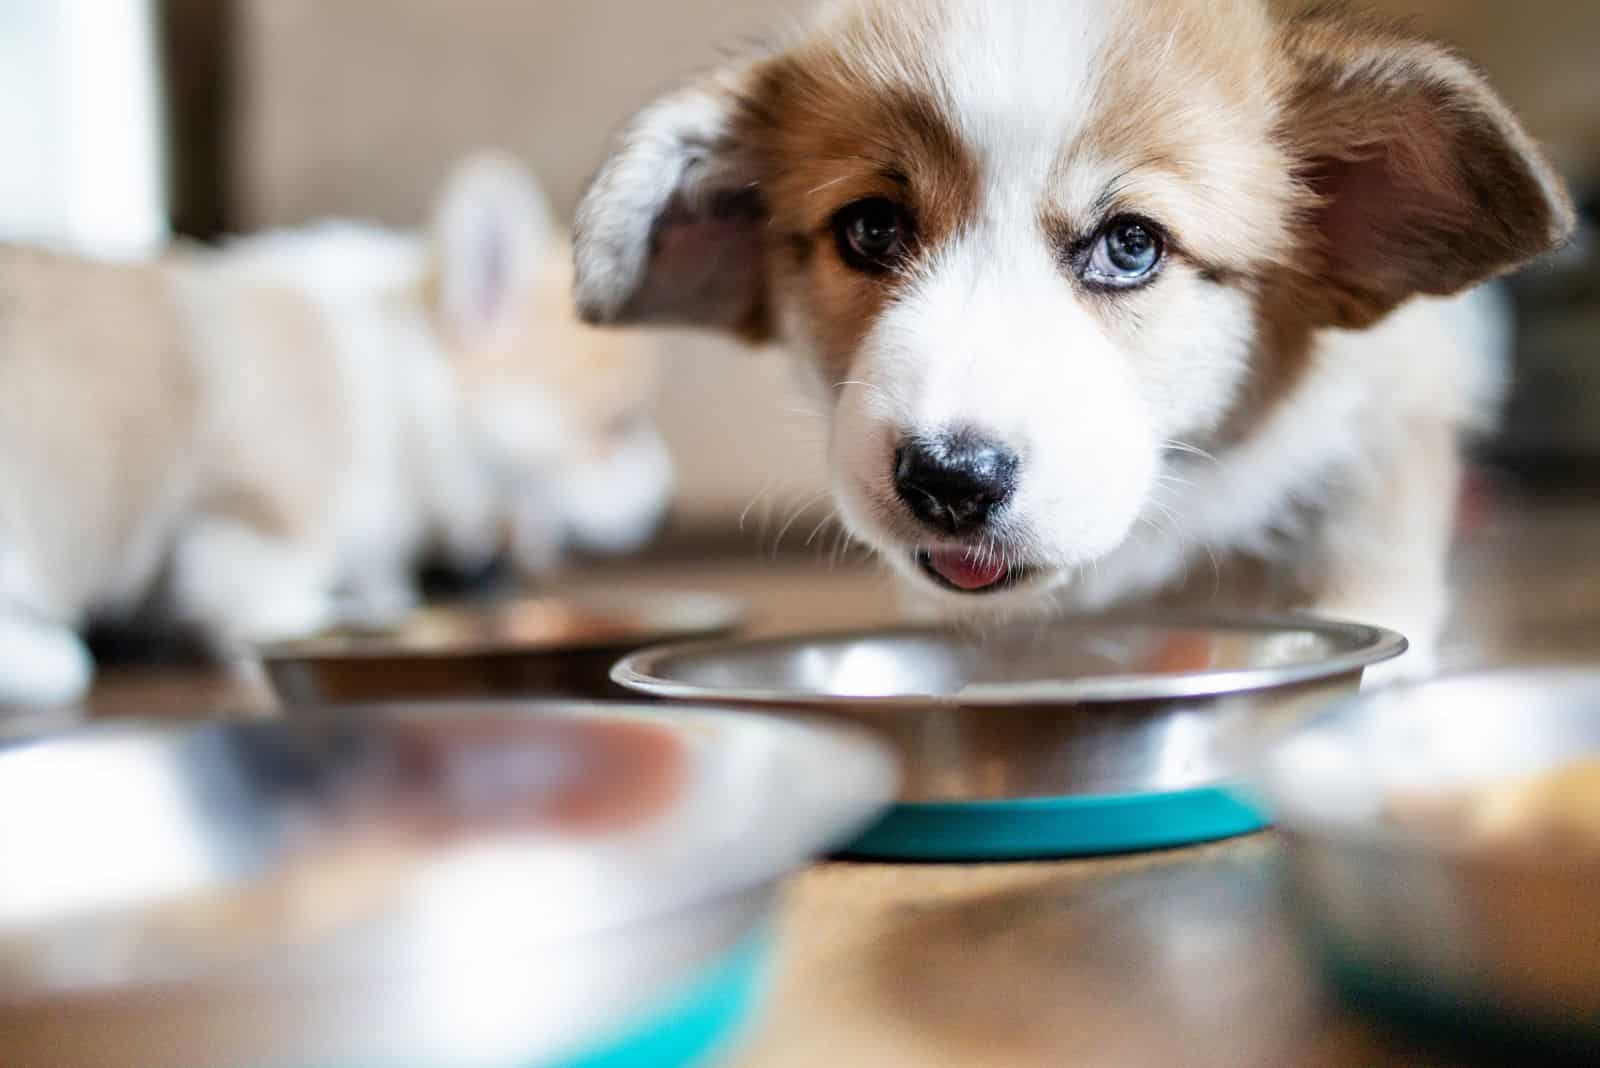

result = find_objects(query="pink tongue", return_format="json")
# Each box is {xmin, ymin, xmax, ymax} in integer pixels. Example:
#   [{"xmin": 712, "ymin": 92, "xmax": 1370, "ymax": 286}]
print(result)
[{"xmin": 926, "ymin": 549, "xmax": 1008, "ymax": 591}]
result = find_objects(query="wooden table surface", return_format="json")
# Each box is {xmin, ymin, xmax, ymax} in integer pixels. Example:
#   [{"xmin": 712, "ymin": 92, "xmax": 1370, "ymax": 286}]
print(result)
[{"xmin": 63, "ymin": 483, "xmax": 1600, "ymax": 1067}]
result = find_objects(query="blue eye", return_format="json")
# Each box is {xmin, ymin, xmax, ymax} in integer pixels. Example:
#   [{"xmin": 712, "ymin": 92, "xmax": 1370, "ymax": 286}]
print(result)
[{"xmin": 1084, "ymin": 216, "xmax": 1164, "ymax": 287}]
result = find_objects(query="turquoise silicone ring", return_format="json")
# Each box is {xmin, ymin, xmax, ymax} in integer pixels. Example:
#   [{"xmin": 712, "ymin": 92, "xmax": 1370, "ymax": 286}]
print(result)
[
  {"xmin": 545, "ymin": 930, "xmax": 771, "ymax": 1068},
  {"xmin": 841, "ymin": 786, "xmax": 1266, "ymax": 861}
]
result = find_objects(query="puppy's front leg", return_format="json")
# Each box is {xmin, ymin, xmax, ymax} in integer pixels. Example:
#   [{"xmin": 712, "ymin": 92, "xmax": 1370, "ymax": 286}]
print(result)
[
  {"xmin": 171, "ymin": 515, "xmax": 336, "ymax": 649},
  {"xmin": 1309, "ymin": 422, "xmax": 1460, "ymax": 685},
  {"xmin": 507, "ymin": 489, "xmax": 566, "ymax": 579}
]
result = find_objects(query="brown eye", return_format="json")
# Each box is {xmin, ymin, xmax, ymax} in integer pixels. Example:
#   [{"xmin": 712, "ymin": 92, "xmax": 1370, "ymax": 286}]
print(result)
[{"xmin": 832, "ymin": 198, "xmax": 907, "ymax": 272}]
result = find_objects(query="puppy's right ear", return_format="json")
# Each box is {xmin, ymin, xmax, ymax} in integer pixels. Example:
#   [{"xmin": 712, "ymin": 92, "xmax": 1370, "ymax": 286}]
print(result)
[{"xmin": 574, "ymin": 62, "xmax": 772, "ymax": 341}]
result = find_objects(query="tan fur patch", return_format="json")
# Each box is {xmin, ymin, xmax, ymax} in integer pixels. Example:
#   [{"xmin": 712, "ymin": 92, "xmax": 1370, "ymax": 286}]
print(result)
[
  {"xmin": 180, "ymin": 270, "xmax": 348, "ymax": 541},
  {"xmin": 1070, "ymin": 1, "xmax": 1575, "ymax": 441},
  {"xmin": 1044, "ymin": 0, "xmax": 1316, "ymax": 437},
  {"xmin": 1061, "ymin": 0, "xmax": 1301, "ymax": 277},
  {"xmin": 1216, "ymin": 275, "xmax": 1318, "ymax": 443},
  {"xmin": 739, "ymin": 25, "xmax": 981, "ymax": 382},
  {"xmin": 447, "ymin": 238, "xmax": 663, "ymax": 461},
  {"xmin": 0, "ymin": 246, "xmax": 202, "ymax": 611}
]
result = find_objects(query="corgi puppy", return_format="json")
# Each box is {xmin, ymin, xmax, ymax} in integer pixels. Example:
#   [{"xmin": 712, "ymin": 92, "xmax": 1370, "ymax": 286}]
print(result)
[
  {"xmin": 573, "ymin": 0, "xmax": 1574, "ymax": 680},
  {"xmin": 0, "ymin": 154, "xmax": 670, "ymax": 708}
]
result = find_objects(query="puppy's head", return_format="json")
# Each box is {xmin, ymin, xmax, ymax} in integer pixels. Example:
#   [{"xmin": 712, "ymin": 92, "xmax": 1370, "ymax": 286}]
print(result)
[
  {"xmin": 574, "ymin": 0, "xmax": 1572, "ymax": 600},
  {"xmin": 434, "ymin": 155, "xmax": 671, "ymax": 557}
]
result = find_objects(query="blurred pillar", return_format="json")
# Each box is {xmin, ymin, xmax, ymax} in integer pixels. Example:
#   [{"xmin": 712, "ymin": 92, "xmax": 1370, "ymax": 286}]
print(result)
[
  {"xmin": 0, "ymin": 0, "xmax": 169, "ymax": 259},
  {"xmin": 157, "ymin": 0, "xmax": 233, "ymax": 242}
]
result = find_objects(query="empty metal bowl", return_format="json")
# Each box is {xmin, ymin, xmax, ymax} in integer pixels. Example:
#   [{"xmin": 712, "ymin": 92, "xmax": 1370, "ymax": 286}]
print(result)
[
  {"xmin": 613, "ymin": 613, "xmax": 1405, "ymax": 859},
  {"xmin": 1261, "ymin": 670, "xmax": 1600, "ymax": 1057},
  {"xmin": 0, "ymin": 702, "xmax": 894, "ymax": 1068},
  {"xmin": 258, "ymin": 591, "xmax": 744, "ymax": 704}
]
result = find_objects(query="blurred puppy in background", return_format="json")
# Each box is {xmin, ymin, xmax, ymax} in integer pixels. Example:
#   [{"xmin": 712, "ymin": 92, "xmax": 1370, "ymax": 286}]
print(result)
[{"xmin": 0, "ymin": 154, "xmax": 671, "ymax": 708}]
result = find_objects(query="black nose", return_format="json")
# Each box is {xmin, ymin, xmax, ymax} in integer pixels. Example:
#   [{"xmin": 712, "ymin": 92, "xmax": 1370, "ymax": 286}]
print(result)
[{"xmin": 893, "ymin": 430, "xmax": 1019, "ymax": 535}]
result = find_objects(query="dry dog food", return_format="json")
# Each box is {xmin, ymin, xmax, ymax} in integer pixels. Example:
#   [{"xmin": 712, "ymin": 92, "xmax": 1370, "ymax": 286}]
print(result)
[{"xmin": 1386, "ymin": 756, "xmax": 1600, "ymax": 854}]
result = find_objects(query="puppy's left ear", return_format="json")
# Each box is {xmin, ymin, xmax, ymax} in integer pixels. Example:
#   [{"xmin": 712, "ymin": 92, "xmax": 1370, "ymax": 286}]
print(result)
[
  {"xmin": 1280, "ymin": 12, "xmax": 1575, "ymax": 328},
  {"xmin": 434, "ymin": 152, "xmax": 555, "ymax": 346},
  {"xmin": 573, "ymin": 60, "xmax": 772, "ymax": 341}
]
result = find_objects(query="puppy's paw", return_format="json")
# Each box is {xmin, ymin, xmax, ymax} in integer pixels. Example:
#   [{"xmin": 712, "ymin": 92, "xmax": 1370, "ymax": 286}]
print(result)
[
  {"xmin": 334, "ymin": 577, "xmax": 419, "ymax": 629},
  {"xmin": 173, "ymin": 518, "xmax": 337, "ymax": 646},
  {"xmin": 0, "ymin": 615, "xmax": 94, "ymax": 708}
]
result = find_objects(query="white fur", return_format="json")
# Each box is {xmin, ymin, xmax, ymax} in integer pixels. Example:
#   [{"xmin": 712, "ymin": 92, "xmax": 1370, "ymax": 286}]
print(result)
[
  {"xmin": 219, "ymin": 226, "xmax": 502, "ymax": 603},
  {"xmin": 929, "ymin": 0, "xmax": 1111, "ymax": 159},
  {"xmin": 1065, "ymin": 294, "xmax": 1502, "ymax": 627},
  {"xmin": 168, "ymin": 227, "xmax": 450, "ymax": 633},
  {"xmin": 0, "ymin": 612, "xmax": 94, "ymax": 709},
  {"xmin": 0, "ymin": 162, "xmax": 671, "ymax": 709},
  {"xmin": 831, "ymin": 228, "xmax": 1160, "ymax": 587},
  {"xmin": 177, "ymin": 222, "xmax": 665, "ymax": 638},
  {"xmin": 573, "ymin": 77, "xmax": 753, "ymax": 323},
  {"xmin": 557, "ymin": 425, "xmax": 675, "ymax": 556},
  {"xmin": 435, "ymin": 154, "xmax": 556, "ymax": 346},
  {"xmin": 169, "ymin": 515, "xmax": 338, "ymax": 641}
]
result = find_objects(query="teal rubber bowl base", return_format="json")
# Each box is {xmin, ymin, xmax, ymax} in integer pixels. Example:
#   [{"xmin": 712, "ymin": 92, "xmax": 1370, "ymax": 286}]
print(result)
[
  {"xmin": 839, "ymin": 786, "xmax": 1265, "ymax": 861},
  {"xmin": 547, "ymin": 931, "xmax": 771, "ymax": 1068}
]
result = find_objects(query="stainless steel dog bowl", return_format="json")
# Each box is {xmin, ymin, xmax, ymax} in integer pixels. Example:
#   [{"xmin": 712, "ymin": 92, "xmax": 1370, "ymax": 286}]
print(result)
[
  {"xmin": 258, "ymin": 591, "xmax": 744, "ymax": 704},
  {"xmin": 0, "ymin": 702, "xmax": 893, "ymax": 1068},
  {"xmin": 613, "ymin": 613, "xmax": 1405, "ymax": 859},
  {"xmin": 1261, "ymin": 670, "xmax": 1600, "ymax": 1057}
]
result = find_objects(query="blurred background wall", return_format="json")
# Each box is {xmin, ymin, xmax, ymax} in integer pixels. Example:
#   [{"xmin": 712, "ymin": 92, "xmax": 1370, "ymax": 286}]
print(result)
[{"xmin": 13, "ymin": 0, "xmax": 1597, "ymax": 538}]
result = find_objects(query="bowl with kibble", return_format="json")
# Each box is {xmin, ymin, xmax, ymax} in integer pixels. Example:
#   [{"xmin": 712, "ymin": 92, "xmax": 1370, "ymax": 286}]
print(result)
[{"xmin": 1261, "ymin": 669, "xmax": 1600, "ymax": 1060}]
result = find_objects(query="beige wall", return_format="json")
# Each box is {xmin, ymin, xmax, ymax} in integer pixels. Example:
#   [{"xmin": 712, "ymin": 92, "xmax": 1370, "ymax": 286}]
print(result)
[
  {"xmin": 1361, "ymin": 0, "xmax": 1599, "ymax": 186},
  {"xmin": 229, "ymin": 0, "xmax": 1599, "ymax": 528}
]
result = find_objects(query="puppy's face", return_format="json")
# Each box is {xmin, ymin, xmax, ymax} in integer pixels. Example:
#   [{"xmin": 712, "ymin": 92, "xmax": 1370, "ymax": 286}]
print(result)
[
  {"xmin": 575, "ymin": 0, "xmax": 1571, "ymax": 602},
  {"xmin": 435, "ymin": 157, "xmax": 672, "ymax": 558},
  {"xmin": 757, "ymin": 0, "xmax": 1295, "ymax": 600}
]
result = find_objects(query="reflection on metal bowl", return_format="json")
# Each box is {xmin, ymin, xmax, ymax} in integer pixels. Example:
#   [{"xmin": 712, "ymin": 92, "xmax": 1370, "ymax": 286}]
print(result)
[{"xmin": 0, "ymin": 701, "xmax": 894, "ymax": 1068}]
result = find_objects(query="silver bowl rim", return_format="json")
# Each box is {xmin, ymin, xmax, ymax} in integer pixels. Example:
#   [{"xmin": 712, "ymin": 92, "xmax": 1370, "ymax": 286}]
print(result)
[
  {"xmin": 0, "ymin": 700, "xmax": 897, "ymax": 955},
  {"xmin": 611, "ymin": 610, "xmax": 1407, "ymax": 707},
  {"xmin": 254, "ymin": 590, "xmax": 747, "ymax": 662},
  {"xmin": 1263, "ymin": 666, "xmax": 1600, "ymax": 874}
]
